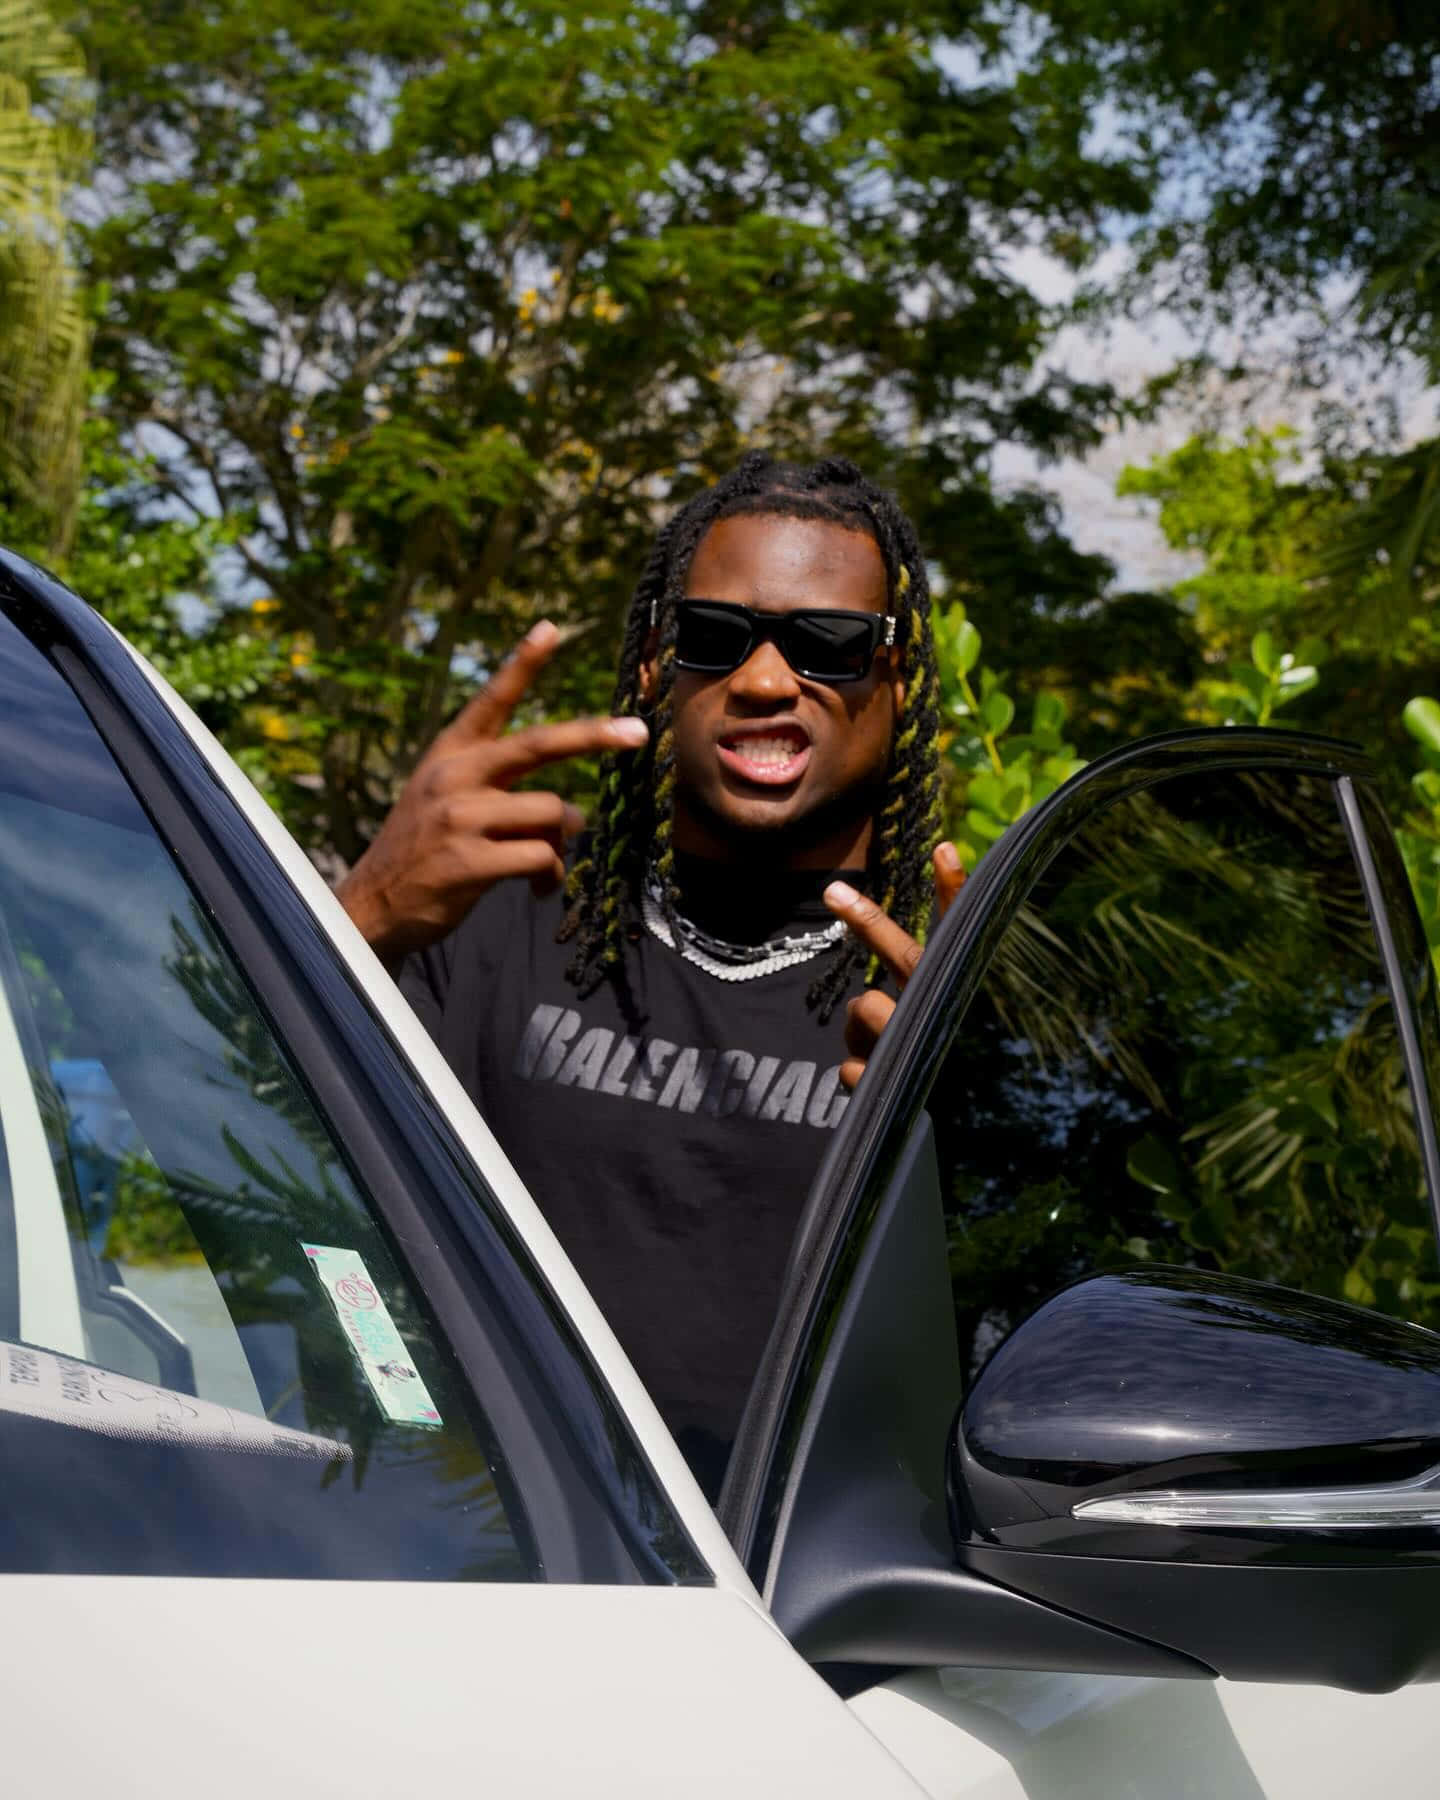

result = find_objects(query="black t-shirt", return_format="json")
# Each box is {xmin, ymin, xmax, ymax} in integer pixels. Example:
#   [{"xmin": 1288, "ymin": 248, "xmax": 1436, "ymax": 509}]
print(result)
[{"xmin": 397, "ymin": 857, "xmax": 866, "ymax": 1492}]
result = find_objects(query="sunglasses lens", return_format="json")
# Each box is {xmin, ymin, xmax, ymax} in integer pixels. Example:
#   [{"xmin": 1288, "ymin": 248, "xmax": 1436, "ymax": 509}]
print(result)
[
  {"xmin": 675, "ymin": 604, "xmax": 753, "ymax": 671},
  {"xmin": 786, "ymin": 613, "xmax": 878, "ymax": 679}
]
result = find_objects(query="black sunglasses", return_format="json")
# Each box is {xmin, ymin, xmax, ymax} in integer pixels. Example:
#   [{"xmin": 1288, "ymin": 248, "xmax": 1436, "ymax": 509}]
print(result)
[{"xmin": 670, "ymin": 600, "xmax": 898, "ymax": 684}]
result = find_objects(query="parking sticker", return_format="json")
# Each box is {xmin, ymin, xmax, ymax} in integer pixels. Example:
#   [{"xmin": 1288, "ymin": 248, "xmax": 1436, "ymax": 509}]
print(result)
[{"xmin": 302, "ymin": 1244, "xmax": 443, "ymax": 1428}]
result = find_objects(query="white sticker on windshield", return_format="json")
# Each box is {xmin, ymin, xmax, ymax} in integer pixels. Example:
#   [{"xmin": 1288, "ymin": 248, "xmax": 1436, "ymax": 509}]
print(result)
[
  {"xmin": 302, "ymin": 1244, "xmax": 442, "ymax": 1428},
  {"xmin": 0, "ymin": 1341, "xmax": 350, "ymax": 1462}
]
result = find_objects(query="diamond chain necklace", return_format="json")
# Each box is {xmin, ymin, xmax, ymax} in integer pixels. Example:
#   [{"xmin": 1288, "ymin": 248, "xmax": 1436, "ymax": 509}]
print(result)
[{"xmin": 640, "ymin": 865, "xmax": 847, "ymax": 982}]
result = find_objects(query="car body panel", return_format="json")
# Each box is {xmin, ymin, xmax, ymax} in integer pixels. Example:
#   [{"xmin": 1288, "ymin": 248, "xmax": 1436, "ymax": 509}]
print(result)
[
  {"xmin": 849, "ymin": 1668, "xmax": 1440, "ymax": 1800},
  {"xmin": 1, "ymin": 1578, "xmax": 928, "ymax": 1798}
]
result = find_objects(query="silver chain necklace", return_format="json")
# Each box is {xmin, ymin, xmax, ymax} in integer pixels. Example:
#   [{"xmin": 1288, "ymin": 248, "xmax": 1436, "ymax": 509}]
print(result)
[{"xmin": 640, "ymin": 866, "xmax": 847, "ymax": 982}]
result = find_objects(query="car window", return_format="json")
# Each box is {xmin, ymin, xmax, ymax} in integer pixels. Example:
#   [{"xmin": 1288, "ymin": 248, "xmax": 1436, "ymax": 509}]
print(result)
[
  {"xmin": 931, "ymin": 767, "xmax": 1440, "ymax": 1381},
  {"xmin": 0, "ymin": 623, "xmax": 544, "ymax": 1580}
]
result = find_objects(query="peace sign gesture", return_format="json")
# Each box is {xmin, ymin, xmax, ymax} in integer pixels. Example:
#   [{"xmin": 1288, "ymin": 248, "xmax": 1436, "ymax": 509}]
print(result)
[{"xmin": 337, "ymin": 621, "xmax": 648, "ymax": 963}]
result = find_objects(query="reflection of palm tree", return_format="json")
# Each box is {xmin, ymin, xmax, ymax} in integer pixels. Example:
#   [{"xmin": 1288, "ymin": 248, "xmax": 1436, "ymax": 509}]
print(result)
[
  {"xmin": 152, "ymin": 905, "xmax": 535, "ymax": 1562},
  {"xmin": 154, "ymin": 906, "xmax": 439, "ymax": 1482},
  {"xmin": 984, "ymin": 775, "xmax": 1370, "ymax": 1105},
  {"xmin": 941, "ymin": 770, "xmax": 1440, "ymax": 1376},
  {"xmin": 165, "ymin": 910, "xmax": 339, "ymax": 1174}
]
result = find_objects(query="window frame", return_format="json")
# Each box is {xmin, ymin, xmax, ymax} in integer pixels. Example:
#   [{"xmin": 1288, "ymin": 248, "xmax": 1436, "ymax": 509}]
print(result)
[
  {"xmin": 1343, "ymin": 777, "xmax": 1440, "ymax": 1214},
  {"xmin": 0, "ymin": 548, "xmax": 710, "ymax": 1589},
  {"xmin": 719, "ymin": 733, "xmax": 1440, "ymax": 1581}
]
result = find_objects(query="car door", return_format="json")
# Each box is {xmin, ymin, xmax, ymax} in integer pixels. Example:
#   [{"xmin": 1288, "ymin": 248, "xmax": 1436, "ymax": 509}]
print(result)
[
  {"xmin": 720, "ymin": 732, "xmax": 1440, "ymax": 1799},
  {"xmin": 0, "ymin": 549, "xmax": 934, "ymax": 1798}
]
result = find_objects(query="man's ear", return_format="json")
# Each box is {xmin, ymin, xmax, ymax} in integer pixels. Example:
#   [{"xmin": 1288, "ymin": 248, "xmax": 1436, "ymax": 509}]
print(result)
[
  {"xmin": 639, "ymin": 632, "xmax": 660, "ymax": 704},
  {"xmin": 888, "ymin": 652, "xmax": 906, "ymax": 721}
]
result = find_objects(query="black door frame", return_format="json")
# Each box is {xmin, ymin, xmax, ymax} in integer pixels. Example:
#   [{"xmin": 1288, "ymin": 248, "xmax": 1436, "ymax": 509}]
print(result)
[{"xmin": 718, "ymin": 729, "xmax": 1431, "ymax": 1578}]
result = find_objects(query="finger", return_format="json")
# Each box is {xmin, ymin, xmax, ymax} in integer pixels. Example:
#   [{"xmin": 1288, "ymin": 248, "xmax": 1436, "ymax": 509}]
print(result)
[
  {"xmin": 839, "ymin": 1057, "xmax": 867, "ymax": 1091},
  {"xmin": 452, "ymin": 836, "xmax": 567, "ymax": 892},
  {"xmin": 488, "ymin": 798, "xmax": 580, "ymax": 878},
  {"xmin": 933, "ymin": 840, "xmax": 967, "ymax": 918},
  {"xmin": 482, "ymin": 713, "xmax": 648, "ymax": 786},
  {"xmin": 451, "ymin": 790, "xmax": 586, "ymax": 842},
  {"xmin": 823, "ymin": 880, "xmax": 923, "ymax": 985},
  {"xmin": 844, "ymin": 989, "xmax": 895, "ymax": 1060},
  {"xmin": 446, "ymin": 620, "xmax": 562, "ymax": 745}
]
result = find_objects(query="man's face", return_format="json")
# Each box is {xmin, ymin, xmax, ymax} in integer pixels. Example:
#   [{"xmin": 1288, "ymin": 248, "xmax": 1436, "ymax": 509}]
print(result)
[{"xmin": 645, "ymin": 512, "xmax": 903, "ymax": 869}]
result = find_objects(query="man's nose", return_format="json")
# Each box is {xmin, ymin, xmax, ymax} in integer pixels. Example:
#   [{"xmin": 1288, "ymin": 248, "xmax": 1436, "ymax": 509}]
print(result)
[{"xmin": 728, "ymin": 636, "xmax": 801, "ymax": 704}]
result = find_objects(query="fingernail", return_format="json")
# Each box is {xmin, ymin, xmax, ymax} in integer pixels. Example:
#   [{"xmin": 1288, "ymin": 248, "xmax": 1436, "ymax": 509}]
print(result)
[
  {"xmin": 936, "ymin": 841, "xmax": 959, "ymax": 869},
  {"xmin": 563, "ymin": 805, "xmax": 585, "ymax": 837},
  {"xmin": 611, "ymin": 717, "xmax": 649, "ymax": 746},
  {"xmin": 825, "ymin": 880, "xmax": 860, "ymax": 907},
  {"xmin": 525, "ymin": 620, "xmax": 558, "ymax": 648}
]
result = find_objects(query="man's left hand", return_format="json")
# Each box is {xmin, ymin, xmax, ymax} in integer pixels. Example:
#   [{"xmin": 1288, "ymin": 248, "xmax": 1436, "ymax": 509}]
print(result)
[{"xmin": 824, "ymin": 843, "xmax": 966, "ymax": 1089}]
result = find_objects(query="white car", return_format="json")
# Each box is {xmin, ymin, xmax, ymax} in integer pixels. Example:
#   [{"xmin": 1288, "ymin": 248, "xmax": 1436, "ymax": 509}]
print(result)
[{"xmin": 2, "ymin": 544, "xmax": 1439, "ymax": 1799}]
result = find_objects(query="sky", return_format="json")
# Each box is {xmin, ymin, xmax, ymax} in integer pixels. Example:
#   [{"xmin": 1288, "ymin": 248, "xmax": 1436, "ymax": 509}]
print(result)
[
  {"xmin": 982, "ymin": 239, "xmax": 1440, "ymax": 596},
  {"xmin": 925, "ymin": 33, "xmax": 1440, "ymax": 597},
  {"xmin": 992, "ymin": 254, "xmax": 1440, "ymax": 592}
]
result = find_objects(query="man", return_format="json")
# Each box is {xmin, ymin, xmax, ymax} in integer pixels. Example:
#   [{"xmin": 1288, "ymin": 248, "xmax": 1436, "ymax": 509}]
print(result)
[{"xmin": 338, "ymin": 452, "xmax": 962, "ymax": 1494}]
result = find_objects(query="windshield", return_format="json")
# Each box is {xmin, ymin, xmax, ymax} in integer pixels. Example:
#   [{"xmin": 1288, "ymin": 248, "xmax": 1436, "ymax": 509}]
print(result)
[{"xmin": 0, "ymin": 609, "xmax": 538, "ymax": 1579}]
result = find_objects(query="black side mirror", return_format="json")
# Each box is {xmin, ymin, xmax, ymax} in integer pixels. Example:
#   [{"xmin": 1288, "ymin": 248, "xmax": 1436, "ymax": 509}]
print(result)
[{"xmin": 952, "ymin": 1267, "xmax": 1440, "ymax": 1692}]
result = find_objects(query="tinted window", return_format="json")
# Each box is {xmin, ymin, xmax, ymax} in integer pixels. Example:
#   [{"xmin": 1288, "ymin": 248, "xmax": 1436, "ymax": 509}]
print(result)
[
  {"xmin": 0, "ymin": 620, "xmax": 538, "ymax": 1578},
  {"xmin": 933, "ymin": 768, "xmax": 1439, "ymax": 1380}
]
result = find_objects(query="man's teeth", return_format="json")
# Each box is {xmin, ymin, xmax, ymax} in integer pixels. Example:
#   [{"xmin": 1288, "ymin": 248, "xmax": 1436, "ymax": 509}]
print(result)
[{"xmin": 730, "ymin": 735, "xmax": 804, "ymax": 764}]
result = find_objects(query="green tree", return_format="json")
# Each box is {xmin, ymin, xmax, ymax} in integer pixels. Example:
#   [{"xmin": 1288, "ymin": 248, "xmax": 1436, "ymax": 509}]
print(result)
[
  {"xmin": 76, "ymin": 0, "xmax": 1149, "ymax": 858},
  {"xmin": 0, "ymin": 393, "xmax": 287, "ymax": 755},
  {"xmin": 1031, "ymin": 0, "xmax": 1440, "ymax": 622},
  {"xmin": 1030, "ymin": 0, "xmax": 1439, "ymax": 369},
  {"xmin": 930, "ymin": 597, "xmax": 1087, "ymax": 869},
  {"xmin": 0, "ymin": 0, "xmax": 89, "ymax": 544},
  {"xmin": 1116, "ymin": 426, "xmax": 1438, "ymax": 793}
]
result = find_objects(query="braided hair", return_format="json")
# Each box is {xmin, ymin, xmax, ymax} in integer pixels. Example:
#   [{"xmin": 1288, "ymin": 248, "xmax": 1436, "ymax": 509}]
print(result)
[{"xmin": 559, "ymin": 451, "xmax": 943, "ymax": 1021}]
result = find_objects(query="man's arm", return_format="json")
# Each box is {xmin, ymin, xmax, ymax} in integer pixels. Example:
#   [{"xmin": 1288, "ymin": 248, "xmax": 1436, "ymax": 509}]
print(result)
[{"xmin": 336, "ymin": 620, "xmax": 648, "ymax": 968}]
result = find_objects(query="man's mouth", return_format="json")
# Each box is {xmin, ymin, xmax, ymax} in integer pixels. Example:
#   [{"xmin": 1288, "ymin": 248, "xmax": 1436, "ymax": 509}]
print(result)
[{"xmin": 715, "ymin": 723, "xmax": 812, "ymax": 787}]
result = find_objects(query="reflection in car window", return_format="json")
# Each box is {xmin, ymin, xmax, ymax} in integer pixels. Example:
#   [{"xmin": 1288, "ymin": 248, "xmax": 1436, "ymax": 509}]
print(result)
[
  {"xmin": 934, "ymin": 770, "xmax": 1439, "ymax": 1381},
  {"xmin": 0, "ymin": 623, "xmax": 537, "ymax": 1580}
]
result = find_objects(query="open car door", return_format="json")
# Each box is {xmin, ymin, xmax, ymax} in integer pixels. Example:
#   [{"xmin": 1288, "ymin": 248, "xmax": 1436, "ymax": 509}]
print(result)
[{"xmin": 721, "ymin": 731, "xmax": 1440, "ymax": 1800}]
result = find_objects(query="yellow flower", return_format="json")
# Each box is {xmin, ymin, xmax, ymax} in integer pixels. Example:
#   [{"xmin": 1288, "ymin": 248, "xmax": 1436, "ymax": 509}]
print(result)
[
  {"xmin": 289, "ymin": 422, "xmax": 305, "ymax": 439},
  {"xmin": 251, "ymin": 597, "xmax": 279, "ymax": 615}
]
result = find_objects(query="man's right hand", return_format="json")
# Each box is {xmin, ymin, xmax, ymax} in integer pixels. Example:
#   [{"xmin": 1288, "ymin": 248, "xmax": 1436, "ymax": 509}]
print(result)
[{"xmin": 336, "ymin": 620, "xmax": 649, "ymax": 963}]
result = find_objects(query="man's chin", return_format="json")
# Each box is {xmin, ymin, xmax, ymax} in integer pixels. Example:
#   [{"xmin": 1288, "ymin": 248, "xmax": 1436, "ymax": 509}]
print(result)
[{"xmin": 681, "ymin": 781, "xmax": 877, "ymax": 865}]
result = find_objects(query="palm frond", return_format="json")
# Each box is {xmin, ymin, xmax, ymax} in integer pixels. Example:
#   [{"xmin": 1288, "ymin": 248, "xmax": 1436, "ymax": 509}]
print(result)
[{"xmin": 0, "ymin": 0, "xmax": 90, "ymax": 543}]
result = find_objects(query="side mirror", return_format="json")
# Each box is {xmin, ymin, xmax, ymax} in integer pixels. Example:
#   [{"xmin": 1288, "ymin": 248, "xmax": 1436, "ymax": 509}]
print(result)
[{"xmin": 951, "ymin": 1267, "xmax": 1440, "ymax": 1692}]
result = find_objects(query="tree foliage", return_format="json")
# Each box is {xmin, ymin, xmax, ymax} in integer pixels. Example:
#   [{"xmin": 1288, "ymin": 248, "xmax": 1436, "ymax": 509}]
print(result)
[
  {"xmin": 1033, "ymin": 0, "xmax": 1440, "ymax": 638},
  {"xmin": 0, "ymin": 0, "xmax": 89, "ymax": 541},
  {"xmin": 0, "ymin": 391, "xmax": 286, "ymax": 755},
  {"xmin": 1032, "ymin": 0, "xmax": 1440, "ymax": 357},
  {"xmin": 74, "ymin": 0, "xmax": 1147, "ymax": 860}
]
